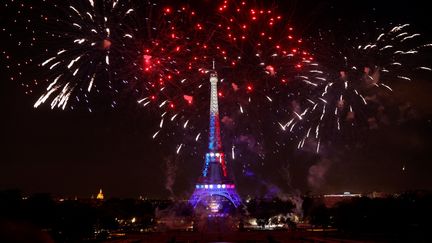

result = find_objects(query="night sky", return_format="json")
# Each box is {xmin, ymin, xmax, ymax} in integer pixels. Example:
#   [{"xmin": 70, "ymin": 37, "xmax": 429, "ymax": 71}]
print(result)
[{"xmin": 1, "ymin": 0, "xmax": 432, "ymax": 199}]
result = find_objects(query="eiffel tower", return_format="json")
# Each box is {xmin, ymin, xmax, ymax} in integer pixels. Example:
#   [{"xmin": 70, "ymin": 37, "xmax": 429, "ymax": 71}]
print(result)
[{"xmin": 189, "ymin": 65, "xmax": 242, "ymax": 216}]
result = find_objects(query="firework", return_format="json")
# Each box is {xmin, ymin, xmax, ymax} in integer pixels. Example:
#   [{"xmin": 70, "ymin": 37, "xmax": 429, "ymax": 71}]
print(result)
[
  {"xmin": 4, "ymin": 0, "xmax": 328, "ymax": 172},
  {"xmin": 279, "ymin": 23, "xmax": 432, "ymax": 153},
  {"xmin": 4, "ymin": 0, "xmax": 141, "ymax": 111},
  {"xmin": 5, "ymin": 0, "xmax": 379, "ymax": 163},
  {"xmin": 133, "ymin": 0, "xmax": 324, "ymax": 167}
]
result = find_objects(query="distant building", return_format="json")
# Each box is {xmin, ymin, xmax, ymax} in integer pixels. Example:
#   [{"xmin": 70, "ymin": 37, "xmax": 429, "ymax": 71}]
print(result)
[
  {"xmin": 367, "ymin": 191, "xmax": 389, "ymax": 198},
  {"xmin": 322, "ymin": 192, "xmax": 361, "ymax": 208},
  {"xmin": 96, "ymin": 189, "xmax": 104, "ymax": 200}
]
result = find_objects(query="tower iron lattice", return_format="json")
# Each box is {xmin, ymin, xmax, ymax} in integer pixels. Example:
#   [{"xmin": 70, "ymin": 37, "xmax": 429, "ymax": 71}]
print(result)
[{"xmin": 189, "ymin": 69, "xmax": 242, "ymax": 213}]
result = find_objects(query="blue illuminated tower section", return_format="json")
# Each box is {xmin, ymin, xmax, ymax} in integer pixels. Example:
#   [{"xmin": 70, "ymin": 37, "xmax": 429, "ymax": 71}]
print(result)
[{"xmin": 189, "ymin": 70, "xmax": 242, "ymax": 212}]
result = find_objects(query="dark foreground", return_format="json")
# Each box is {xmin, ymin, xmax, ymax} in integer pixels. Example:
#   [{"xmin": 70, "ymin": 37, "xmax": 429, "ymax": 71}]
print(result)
[
  {"xmin": 1, "ymin": 190, "xmax": 431, "ymax": 242},
  {"xmin": 105, "ymin": 230, "xmax": 427, "ymax": 243}
]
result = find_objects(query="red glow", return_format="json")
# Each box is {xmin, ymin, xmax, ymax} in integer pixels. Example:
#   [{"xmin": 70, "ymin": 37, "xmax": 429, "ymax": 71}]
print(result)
[
  {"xmin": 247, "ymin": 85, "xmax": 253, "ymax": 91},
  {"xmin": 143, "ymin": 54, "xmax": 152, "ymax": 72},
  {"xmin": 103, "ymin": 39, "xmax": 111, "ymax": 50},
  {"xmin": 266, "ymin": 65, "xmax": 275, "ymax": 75},
  {"xmin": 183, "ymin": 95, "xmax": 193, "ymax": 104},
  {"xmin": 218, "ymin": 92, "xmax": 223, "ymax": 97},
  {"xmin": 296, "ymin": 64, "xmax": 302, "ymax": 69},
  {"xmin": 164, "ymin": 7, "xmax": 171, "ymax": 14}
]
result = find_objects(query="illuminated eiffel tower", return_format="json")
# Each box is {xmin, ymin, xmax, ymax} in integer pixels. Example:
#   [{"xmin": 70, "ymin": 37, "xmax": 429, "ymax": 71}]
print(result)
[{"xmin": 189, "ymin": 63, "xmax": 241, "ymax": 216}]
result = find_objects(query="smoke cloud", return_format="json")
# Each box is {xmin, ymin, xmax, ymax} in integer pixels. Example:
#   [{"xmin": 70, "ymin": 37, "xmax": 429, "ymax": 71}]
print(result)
[
  {"xmin": 307, "ymin": 158, "xmax": 333, "ymax": 190},
  {"xmin": 221, "ymin": 115, "xmax": 235, "ymax": 128},
  {"xmin": 164, "ymin": 157, "xmax": 178, "ymax": 200}
]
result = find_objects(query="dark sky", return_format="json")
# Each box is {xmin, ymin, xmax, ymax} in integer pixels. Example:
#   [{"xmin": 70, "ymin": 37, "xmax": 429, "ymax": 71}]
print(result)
[{"xmin": 1, "ymin": 0, "xmax": 432, "ymax": 199}]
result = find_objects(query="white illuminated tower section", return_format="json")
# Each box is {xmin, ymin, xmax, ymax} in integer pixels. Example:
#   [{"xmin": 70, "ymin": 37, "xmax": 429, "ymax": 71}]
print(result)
[
  {"xmin": 189, "ymin": 69, "xmax": 242, "ymax": 214},
  {"xmin": 209, "ymin": 71, "xmax": 222, "ymax": 153}
]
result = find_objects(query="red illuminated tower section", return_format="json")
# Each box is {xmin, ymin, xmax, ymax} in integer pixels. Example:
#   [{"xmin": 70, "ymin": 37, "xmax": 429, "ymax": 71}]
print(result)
[{"xmin": 189, "ymin": 70, "xmax": 242, "ymax": 214}]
